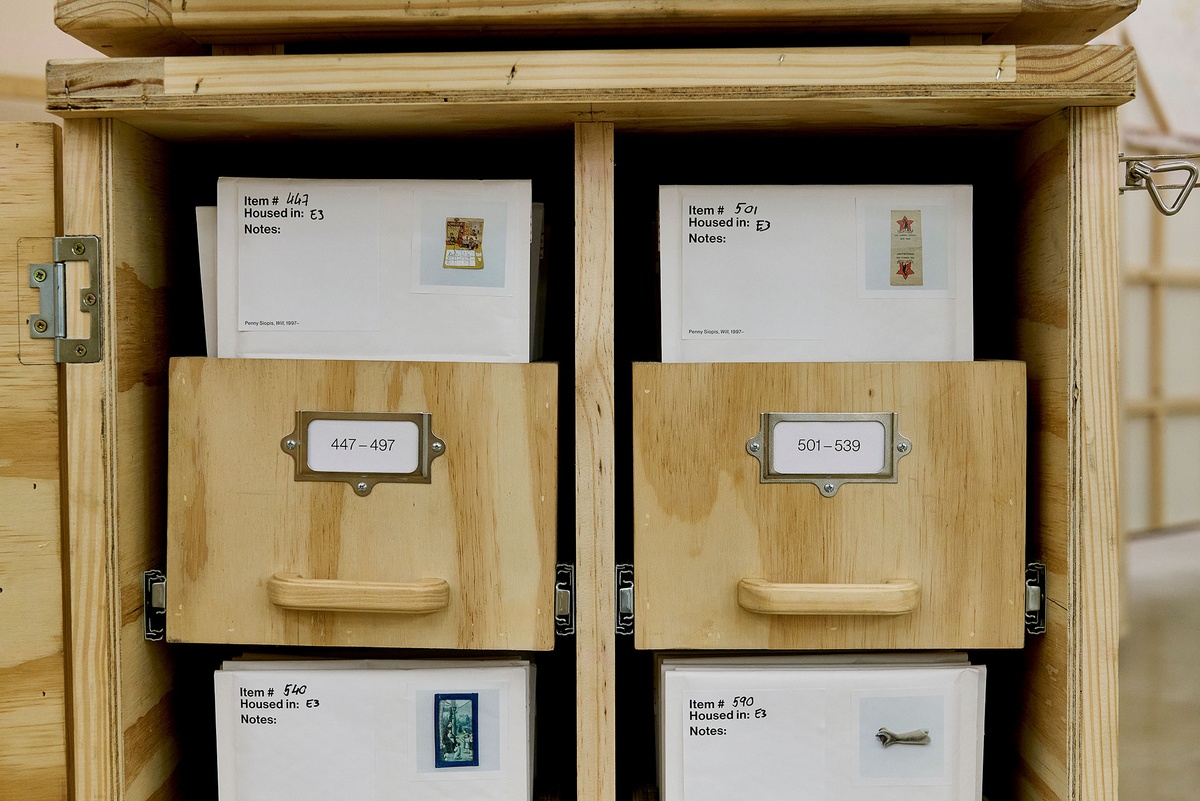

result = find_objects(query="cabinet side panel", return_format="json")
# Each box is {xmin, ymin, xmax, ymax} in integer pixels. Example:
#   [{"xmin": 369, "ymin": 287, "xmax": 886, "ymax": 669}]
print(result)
[
  {"xmin": 0, "ymin": 123, "xmax": 68, "ymax": 801},
  {"xmin": 1068, "ymin": 104, "xmax": 1120, "ymax": 801},
  {"xmin": 109, "ymin": 119, "xmax": 178, "ymax": 801},
  {"xmin": 1013, "ymin": 109, "xmax": 1071, "ymax": 801},
  {"xmin": 575, "ymin": 122, "xmax": 616, "ymax": 801},
  {"xmin": 63, "ymin": 117, "xmax": 122, "ymax": 801},
  {"xmin": 1012, "ymin": 106, "xmax": 1122, "ymax": 801},
  {"xmin": 62, "ymin": 118, "xmax": 179, "ymax": 801}
]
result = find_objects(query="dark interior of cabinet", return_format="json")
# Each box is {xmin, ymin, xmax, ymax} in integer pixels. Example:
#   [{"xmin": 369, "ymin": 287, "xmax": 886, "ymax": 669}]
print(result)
[
  {"xmin": 134, "ymin": 123, "xmax": 1042, "ymax": 801},
  {"xmin": 612, "ymin": 130, "xmax": 1029, "ymax": 801},
  {"xmin": 150, "ymin": 132, "xmax": 579, "ymax": 801}
]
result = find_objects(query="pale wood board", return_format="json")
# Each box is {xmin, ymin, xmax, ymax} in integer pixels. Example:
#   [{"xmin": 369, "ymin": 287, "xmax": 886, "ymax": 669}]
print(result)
[
  {"xmin": 1010, "ymin": 106, "xmax": 1121, "ymax": 801},
  {"xmin": 157, "ymin": 47, "xmax": 1020, "ymax": 93},
  {"xmin": 988, "ymin": 0, "xmax": 1138, "ymax": 45},
  {"xmin": 62, "ymin": 118, "xmax": 181, "ymax": 801},
  {"xmin": 1068, "ymin": 104, "xmax": 1121, "ymax": 801},
  {"xmin": 44, "ymin": 46, "xmax": 1135, "ymax": 139},
  {"xmin": 53, "ymin": 0, "xmax": 1137, "ymax": 55},
  {"xmin": 62, "ymin": 117, "xmax": 120, "ymax": 801},
  {"xmin": 632, "ymin": 361, "xmax": 1027, "ymax": 651},
  {"xmin": 0, "ymin": 123, "xmax": 68, "ymax": 801},
  {"xmin": 574, "ymin": 122, "xmax": 615, "ymax": 801},
  {"xmin": 165, "ymin": 358, "xmax": 558, "ymax": 649},
  {"xmin": 54, "ymin": 0, "xmax": 204, "ymax": 57}
]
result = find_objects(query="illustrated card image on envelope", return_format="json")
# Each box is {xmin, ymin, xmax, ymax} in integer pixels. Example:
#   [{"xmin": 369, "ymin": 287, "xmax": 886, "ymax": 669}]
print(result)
[
  {"xmin": 216, "ymin": 177, "xmax": 533, "ymax": 362},
  {"xmin": 659, "ymin": 184, "xmax": 973, "ymax": 362}
]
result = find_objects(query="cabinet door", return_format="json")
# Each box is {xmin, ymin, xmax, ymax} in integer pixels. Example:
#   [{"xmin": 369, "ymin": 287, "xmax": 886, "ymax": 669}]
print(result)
[{"xmin": 0, "ymin": 123, "xmax": 68, "ymax": 800}]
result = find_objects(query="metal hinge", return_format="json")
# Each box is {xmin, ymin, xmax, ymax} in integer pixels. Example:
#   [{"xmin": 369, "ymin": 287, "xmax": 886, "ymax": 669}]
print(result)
[
  {"xmin": 143, "ymin": 569, "xmax": 166, "ymax": 641},
  {"xmin": 1025, "ymin": 562, "xmax": 1046, "ymax": 636},
  {"xmin": 1120, "ymin": 153, "xmax": 1199, "ymax": 216},
  {"xmin": 27, "ymin": 235, "xmax": 102, "ymax": 363},
  {"xmin": 615, "ymin": 564, "xmax": 634, "ymax": 636},
  {"xmin": 554, "ymin": 563, "xmax": 574, "ymax": 636}
]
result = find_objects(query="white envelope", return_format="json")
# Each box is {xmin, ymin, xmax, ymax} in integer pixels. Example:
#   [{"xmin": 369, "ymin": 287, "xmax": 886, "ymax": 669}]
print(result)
[
  {"xmin": 214, "ymin": 661, "xmax": 533, "ymax": 801},
  {"xmin": 659, "ymin": 185, "xmax": 973, "ymax": 362},
  {"xmin": 658, "ymin": 659, "xmax": 985, "ymax": 801},
  {"xmin": 216, "ymin": 177, "xmax": 533, "ymax": 362}
]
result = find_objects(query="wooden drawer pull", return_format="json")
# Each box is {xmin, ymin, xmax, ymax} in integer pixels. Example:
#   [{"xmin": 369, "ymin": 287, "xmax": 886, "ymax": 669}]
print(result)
[
  {"xmin": 737, "ymin": 578, "xmax": 920, "ymax": 616},
  {"xmin": 267, "ymin": 572, "xmax": 451, "ymax": 614}
]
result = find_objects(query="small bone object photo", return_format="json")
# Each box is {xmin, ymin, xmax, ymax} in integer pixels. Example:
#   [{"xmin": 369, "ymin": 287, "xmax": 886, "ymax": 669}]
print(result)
[{"xmin": 876, "ymin": 727, "xmax": 932, "ymax": 748}]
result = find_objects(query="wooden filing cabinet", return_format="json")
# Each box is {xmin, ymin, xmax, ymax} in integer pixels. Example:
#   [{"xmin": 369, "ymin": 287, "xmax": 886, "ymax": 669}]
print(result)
[{"xmin": 1, "ymin": 3, "xmax": 1133, "ymax": 801}]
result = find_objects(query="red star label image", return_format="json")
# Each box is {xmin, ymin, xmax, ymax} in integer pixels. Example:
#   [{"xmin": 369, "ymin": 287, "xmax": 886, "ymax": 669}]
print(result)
[
  {"xmin": 896, "ymin": 260, "xmax": 914, "ymax": 279},
  {"xmin": 896, "ymin": 215, "xmax": 914, "ymax": 233}
]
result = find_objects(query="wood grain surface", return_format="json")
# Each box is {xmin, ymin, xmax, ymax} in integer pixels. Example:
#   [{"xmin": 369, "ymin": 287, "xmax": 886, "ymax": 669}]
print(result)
[
  {"xmin": 632, "ymin": 361, "xmax": 1027, "ymax": 651},
  {"xmin": 266, "ymin": 573, "xmax": 452, "ymax": 614},
  {"xmin": 1011, "ymin": 106, "xmax": 1121, "ymax": 801},
  {"xmin": 53, "ymin": 0, "xmax": 1136, "ymax": 56},
  {"xmin": 166, "ymin": 358, "xmax": 558, "ymax": 650},
  {"xmin": 574, "ymin": 121, "xmax": 616, "ymax": 801},
  {"xmin": 44, "ymin": 46, "xmax": 1135, "ymax": 139},
  {"xmin": 62, "ymin": 118, "xmax": 180, "ymax": 801},
  {"xmin": 0, "ymin": 123, "xmax": 68, "ymax": 801}
]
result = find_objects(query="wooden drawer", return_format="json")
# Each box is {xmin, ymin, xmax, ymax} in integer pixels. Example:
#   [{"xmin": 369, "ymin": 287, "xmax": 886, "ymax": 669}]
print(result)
[
  {"xmin": 166, "ymin": 357, "xmax": 558, "ymax": 649},
  {"xmin": 633, "ymin": 361, "xmax": 1026, "ymax": 651}
]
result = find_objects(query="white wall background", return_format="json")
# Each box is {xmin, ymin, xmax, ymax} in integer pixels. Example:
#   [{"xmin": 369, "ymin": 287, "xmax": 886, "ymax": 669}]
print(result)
[{"xmin": 0, "ymin": 0, "xmax": 99, "ymax": 122}]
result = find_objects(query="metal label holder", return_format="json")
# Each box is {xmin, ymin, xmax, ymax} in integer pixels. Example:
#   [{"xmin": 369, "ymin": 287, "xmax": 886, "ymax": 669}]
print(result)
[
  {"xmin": 281, "ymin": 411, "xmax": 445, "ymax": 496},
  {"xmin": 746, "ymin": 411, "xmax": 912, "ymax": 497}
]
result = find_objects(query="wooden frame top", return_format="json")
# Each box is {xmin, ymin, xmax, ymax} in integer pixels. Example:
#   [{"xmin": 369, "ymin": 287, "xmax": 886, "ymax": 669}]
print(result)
[
  {"xmin": 55, "ymin": 0, "xmax": 1139, "ymax": 58},
  {"xmin": 46, "ymin": 45, "xmax": 1135, "ymax": 139}
]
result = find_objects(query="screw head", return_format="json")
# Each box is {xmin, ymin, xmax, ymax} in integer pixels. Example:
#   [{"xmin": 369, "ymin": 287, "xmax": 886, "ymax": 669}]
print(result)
[
  {"xmin": 71, "ymin": 242, "xmax": 86, "ymax": 256},
  {"xmin": 823, "ymin": 483, "xmax": 836, "ymax": 494},
  {"xmin": 33, "ymin": 268, "xmax": 46, "ymax": 282},
  {"xmin": 84, "ymin": 293, "xmax": 97, "ymax": 307},
  {"xmin": 897, "ymin": 442, "xmax": 909, "ymax": 454},
  {"xmin": 33, "ymin": 319, "xmax": 48, "ymax": 333},
  {"xmin": 431, "ymin": 441, "xmax": 444, "ymax": 454},
  {"xmin": 356, "ymin": 481, "xmax": 368, "ymax": 493},
  {"xmin": 74, "ymin": 344, "xmax": 87, "ymax": 357},
  {"xmin": 284, "ymin": 439, "xmax": 297, "ymax": 450},
  {"xmin": 748, "ymin": 441, "xmax": 761, "ymax": 453}
]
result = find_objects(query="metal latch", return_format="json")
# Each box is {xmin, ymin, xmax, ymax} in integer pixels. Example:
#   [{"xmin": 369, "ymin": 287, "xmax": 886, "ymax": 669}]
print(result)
[
  {"xmin": 28, "ymin": 235, "xmax": 102, "ymax": 363},
  {"xmin": 1025, "ymin": 562, "xmax": 1046, "ymax": 636},
  {"xmin": 554, "ymin": 563, "xmax": 574, "ymax": 636},
  {"xmin": 1120, "ymin": 154, "xmax": 1200, "ymax": 216},
  {"xmin": 615, "ymin": 564, "xmax": 634, "ymax": 636},
  {"xmin": 143, "ymin": 569, "xmax": 166, "ymax": 641}
]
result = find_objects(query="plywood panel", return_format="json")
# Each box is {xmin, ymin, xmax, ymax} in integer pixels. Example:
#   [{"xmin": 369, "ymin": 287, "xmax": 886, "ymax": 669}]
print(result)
[
  {"xmin": 53, "ymin": 0, "xmax": 1136, "ymax": 56},
  {"xmin": 62, "ymin": 117, "xmax": 180, "ymax": 801},
  {"xmin": 575, "ymin": 121, "xmax": 615, "ymax": 801},
  {"xmin": 989, "ymin": 0, "xmax": 1138, "ymax": 46},
  {"xmin": 44, "ymin": 46, "xmax": 1135, "ymax": 139},
  {"xmin": 54, "ymin": 0, "xmax": 203, "ymax": 57},
  {"xmin": 165, "ymin": 358, "xmax": 558, "ymax": 649},
  {"xmin": 0, "ymin": 123, "xmax": 68, "ymax": 801},
  {"xmin": 632, "ymin": 361, "xmax": 1027, "ymax": 651},
  {"xmin": 1069, "ymin": 103, "xmax": 1121, "ymax": 801},
  {"xmin": 1011, "ymin": 106, "xmax": 1121, "ymax": 801}
]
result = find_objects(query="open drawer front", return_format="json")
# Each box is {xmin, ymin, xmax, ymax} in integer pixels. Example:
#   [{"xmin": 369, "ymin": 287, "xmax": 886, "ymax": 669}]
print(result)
[
  {"xmin": 166, "ymin": 357, "xmax": 558, "ymax": 649},
  {"xmin": 632, "ymin": 360, "xmax": 1026, "ymax": 651}
]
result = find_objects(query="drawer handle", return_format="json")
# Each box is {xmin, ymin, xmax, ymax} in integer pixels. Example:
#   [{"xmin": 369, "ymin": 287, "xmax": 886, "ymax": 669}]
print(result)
[
  {"xmin": 267, "ymin": 572, "xmax": 451, "ymax": 614},
  {"xmin": 737, "ymin": 578, "xmax": 920, "ymax": 616}
]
